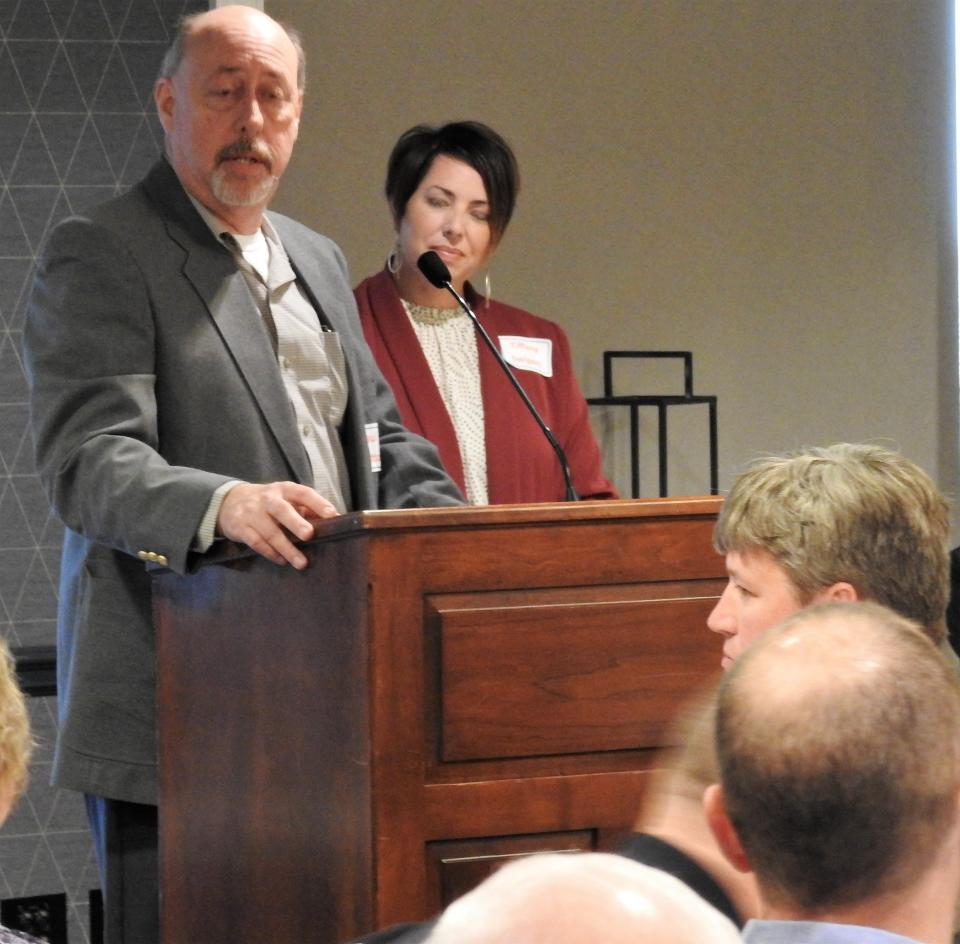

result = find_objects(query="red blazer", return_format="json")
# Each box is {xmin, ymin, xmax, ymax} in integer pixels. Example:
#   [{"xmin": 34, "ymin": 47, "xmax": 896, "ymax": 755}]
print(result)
[{"xmin": 355, "ymin": 269, "xmax": 617, "ymax": 504}]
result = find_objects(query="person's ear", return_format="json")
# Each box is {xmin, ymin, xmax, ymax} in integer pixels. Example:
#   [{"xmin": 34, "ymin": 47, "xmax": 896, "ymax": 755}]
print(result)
[
  {"xmin": 814, "ymin": 581, "xmax": 859, "ymax": 604},
  {"xmin": 703, "ymin": 784, "xmax": 753, "ymax": 873},
  {"xmin": 155, "ymin": 78, "xmax": 175, "ymax": 133}
]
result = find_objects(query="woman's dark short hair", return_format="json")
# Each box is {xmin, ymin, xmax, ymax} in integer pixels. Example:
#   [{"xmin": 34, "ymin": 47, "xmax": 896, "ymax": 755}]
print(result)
[{"xmin": 385, "ymin": 121, "xmax": 520, "ymax": 245}]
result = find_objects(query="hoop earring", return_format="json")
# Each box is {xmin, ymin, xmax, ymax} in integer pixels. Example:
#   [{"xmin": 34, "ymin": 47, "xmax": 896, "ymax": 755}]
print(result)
[
  {"xmin": 387, "ymin": 244, "xmax": 401, "ymax": 275},
  {"xmin": 484, "ymin": 271, "xmax": 492, "ymax": 309}
]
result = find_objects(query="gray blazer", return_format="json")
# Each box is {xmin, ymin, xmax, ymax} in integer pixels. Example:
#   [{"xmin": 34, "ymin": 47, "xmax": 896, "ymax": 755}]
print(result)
[{"xmin": 24, "ymin": 159, "xmax": 463, "ymax": 804}]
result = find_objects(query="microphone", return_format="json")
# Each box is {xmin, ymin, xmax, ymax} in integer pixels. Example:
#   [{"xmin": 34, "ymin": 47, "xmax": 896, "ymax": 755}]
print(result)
[{"xmin": 417, "ymin": 250, "xmax": 579, "ymax": 502}]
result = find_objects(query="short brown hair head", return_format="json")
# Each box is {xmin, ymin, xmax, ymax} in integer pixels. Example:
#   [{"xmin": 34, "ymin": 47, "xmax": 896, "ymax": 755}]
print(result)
[
  {"xmin": 715, "ymin": 601, "xmax": 960, "ymax": 911},
  {"xmin": 714, "ymin": 443, "xmax": 950, "ymax": 637}
]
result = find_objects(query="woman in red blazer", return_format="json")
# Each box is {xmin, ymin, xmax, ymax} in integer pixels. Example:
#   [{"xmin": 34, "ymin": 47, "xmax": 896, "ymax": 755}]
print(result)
[{"xmin": 355, "ymin": 121, "xmax": 616, "ymax": 505}]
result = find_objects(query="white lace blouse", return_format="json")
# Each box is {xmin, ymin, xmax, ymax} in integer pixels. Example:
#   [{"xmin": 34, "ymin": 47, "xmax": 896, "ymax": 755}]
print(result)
[{"xmin": 402, "ymin": 299, "xmax": 488, "ymax": 505}]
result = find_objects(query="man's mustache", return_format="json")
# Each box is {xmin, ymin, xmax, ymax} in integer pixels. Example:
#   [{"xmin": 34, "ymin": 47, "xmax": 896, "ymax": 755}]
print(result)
[{"xmin": 216, "ymin": 139, "xmax": 273, "ymax": 171}]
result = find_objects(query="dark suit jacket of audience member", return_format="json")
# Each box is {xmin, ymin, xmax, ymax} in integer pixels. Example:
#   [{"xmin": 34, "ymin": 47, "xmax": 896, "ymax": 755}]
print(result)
[
  {"xmin": 947, "ymin": 546, "xmax": 960, "ymax": 657},
  {"xmin": 346, "ymin": 920, "xmax": 435, "ymax": 944}
]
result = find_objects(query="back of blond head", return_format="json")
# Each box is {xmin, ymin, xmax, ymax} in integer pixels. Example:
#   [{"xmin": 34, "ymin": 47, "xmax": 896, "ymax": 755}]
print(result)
[
  {"xmin": 0, "ymin": 638, "xmax": 30, "ymax": 811},
  {"xmin": 714, "ymin": 443, "xmax": 950, "ymax": 635}
]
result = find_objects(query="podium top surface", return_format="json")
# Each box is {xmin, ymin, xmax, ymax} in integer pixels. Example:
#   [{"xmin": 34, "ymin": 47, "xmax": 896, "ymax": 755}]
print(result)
[
  {"xmin": 173, "ymin": 496, "xmax": 723, "ymax": 574},
  {"xmin": 313, "ymin": 495, "xmax": 723, "ymax": 536}
]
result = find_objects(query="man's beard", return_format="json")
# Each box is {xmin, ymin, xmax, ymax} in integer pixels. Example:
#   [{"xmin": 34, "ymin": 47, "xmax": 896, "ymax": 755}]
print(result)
[
  {"xmin": 210, "ymin": 138, "xmax": 278, "ymax": 207},
  {"xmin": 211, "ymin": 167, "xmax": 278, "ymax": 206}
]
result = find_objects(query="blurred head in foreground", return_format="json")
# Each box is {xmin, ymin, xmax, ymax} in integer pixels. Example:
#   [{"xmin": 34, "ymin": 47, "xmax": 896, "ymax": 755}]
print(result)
[
  {"xmin": 631, "ymin": 681, "xmax": 759, "ymax": 924},
  {"xmin": 425, "ymin": 851, "xmax": 741, "ymax": 944}
]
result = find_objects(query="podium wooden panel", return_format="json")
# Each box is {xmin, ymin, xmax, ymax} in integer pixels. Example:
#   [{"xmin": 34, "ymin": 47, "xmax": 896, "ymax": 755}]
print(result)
[{"xmin": 153, "ymin": 497, "xmax": 725, "ymax": 944}]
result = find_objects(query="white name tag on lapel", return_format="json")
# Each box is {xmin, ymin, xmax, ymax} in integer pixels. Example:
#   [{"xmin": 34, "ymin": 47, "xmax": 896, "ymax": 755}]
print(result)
[
  {"xmin": 365, "ymin": 422, "xmax": 381, "ymax": 472},
  {"xmin": 499, "ymin": 336, "xmax": 553, "ymax": 377}
]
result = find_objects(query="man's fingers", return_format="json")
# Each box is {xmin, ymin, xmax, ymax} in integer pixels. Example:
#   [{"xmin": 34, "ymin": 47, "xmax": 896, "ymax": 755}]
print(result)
[
  {"xmin": 227, "ymin": 518, "xmax": 308, "ymax": 570},
  {"xmin": 289, "ymin": 491, "xmax": 340, "ymax": 522},
  {"xmin": 217, "ymin": 482, "xmax": 338, "ymax": 567},
  {"xmin": 263, "ymin": 494, "xmax": 315, "ymax": 542},
  {"xmin": 254, "ymin": 529, "xmax": 307, "ymax": 570}
]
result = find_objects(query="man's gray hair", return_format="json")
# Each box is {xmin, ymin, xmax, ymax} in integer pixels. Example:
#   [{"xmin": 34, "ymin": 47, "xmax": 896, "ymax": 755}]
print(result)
[{"xmin": 157, "ymin": 11, "xmax": 306, "ymax": 91}]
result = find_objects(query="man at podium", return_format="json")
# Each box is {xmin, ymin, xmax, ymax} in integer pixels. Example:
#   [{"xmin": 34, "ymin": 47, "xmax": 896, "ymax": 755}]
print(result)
[{"xmin": 22, "ymin": 6, "xmax": 462, "ymax": 943}]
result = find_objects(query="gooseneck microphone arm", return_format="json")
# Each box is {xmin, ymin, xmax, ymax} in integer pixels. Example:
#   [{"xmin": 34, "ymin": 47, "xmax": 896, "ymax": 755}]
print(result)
[{"xmin": 416, "ymin": 251, "xmax": 579, "ymax": 502}]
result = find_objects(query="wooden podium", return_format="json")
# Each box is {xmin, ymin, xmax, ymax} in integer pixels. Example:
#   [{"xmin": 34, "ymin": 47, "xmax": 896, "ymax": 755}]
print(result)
[{"xmin": 152, "ymin": 496, "xmax": 725, "ymax": 944}]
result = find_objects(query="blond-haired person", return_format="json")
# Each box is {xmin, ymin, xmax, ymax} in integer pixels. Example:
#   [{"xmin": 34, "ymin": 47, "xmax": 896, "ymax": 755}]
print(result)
[
  {"xmin": 0, "ymin": 638, "xmax": 39, "ymax": 943},
  {"xmin": 0, "ymin": 639, "xmax": 29, "ymax": 822},
  {"xmin": 708, "ymin": 443, "xmax": 951, "ymax": 667}
]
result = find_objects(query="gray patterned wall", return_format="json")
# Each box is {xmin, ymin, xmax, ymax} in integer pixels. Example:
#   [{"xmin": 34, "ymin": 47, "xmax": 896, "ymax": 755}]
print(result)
[{"xmin": 0, "ymin": 1, "xmax": 205, "ymax": 940}]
